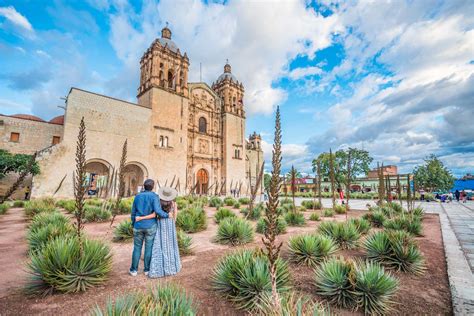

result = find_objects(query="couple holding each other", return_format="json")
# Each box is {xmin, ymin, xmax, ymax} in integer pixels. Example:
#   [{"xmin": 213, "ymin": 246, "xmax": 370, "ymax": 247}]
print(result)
[{"xmin": 129, "ymin": 179, "xmax": 181, "ymax": 278}]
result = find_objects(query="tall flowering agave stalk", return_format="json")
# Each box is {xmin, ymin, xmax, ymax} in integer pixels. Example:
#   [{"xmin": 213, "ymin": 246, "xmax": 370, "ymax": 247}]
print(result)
[
  {"xmin": 329, "ymin": 148, "xmax": 336, "ymax": 209},
  {"xmin": 74, "ymin": 117, "xmax": 87, "ymax": 250},
  {"xmin": 111, "ymin": 139, "xmax": 127, "ymax": 226},
  {"xmin": 262, "ymin": 106, "xmax": 284, "ymax": 310}
]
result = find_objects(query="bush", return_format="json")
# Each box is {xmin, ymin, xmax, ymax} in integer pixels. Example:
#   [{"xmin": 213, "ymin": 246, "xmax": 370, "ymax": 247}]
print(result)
[
  {"xmin": 27, "ymin": 236, "xmax": 112, "ymax": 295},
  {"xmin": 384, "ymin": 214, "xmax": 422, "ymax": 236},
  {"xmin": 348, "ymin": 217, "xmax": 371, "ymax": 234},
  {"xmin": 259, "ymin": 292, "xmax": 329, "ymax": 316},
  {"xmin": 0, "ymin": 203, "xmax": 10, "ymax": 215},
  {"xmin": 280, "ymin": 198, "xmax": 293, "ymax": 205},
  {"xmin": 323, "ymin": 209, "xmax": 334, "ymax": 217},
  {"xmin": 212, "ymin": 249, "xmax": 291, "ymax": 311},
  {"xmin": 57, "ymin": 199, "xmax": 76, "ymax": 213},
  {"xmin": 301, "ymin": 200, "xmax": 322, "ymax": 210},
  {"xmin": 284, "ymin": 211, "xmax": 306, "ymax": 227},
  {"xmin": 223, "ymin": 196, "xmax": 236, "ymax": 206},
  {"xmin": 177, "ymin": 230, "xmax": 193, "ymax": 256},
  {"xmin": 238, "ymin": 197, "xmax": 250, "ymax": 205},
  {"xmin": 92, "ymin": 284, "xmax": 196, "ymax": 315},
  {"xmin": 215, "ymin": 217, "xmax": 254, "ymax": 246},
  {"xmin": 13, "ymin": 200, "xmax": 25, "ymax": 208},
  {"xmin": 314, "ymin": 257, "xmax": 398, "ymax": 313},
  {"xmin": 176, "ymin": 206, "xmax": 207, "ymax": 233},
  {"xmin": 214, "ymin": 207, "xmax": 236, "ymax": 224},
  {"xmin": 288, "ymin": 234, "xmax": 338, "ymax": 267},
  {"xmin": 27, "ymin": 212, "xmax": 75, "ymax": 253},
  {"xmin": 85, "ymin": 205, "xmax": 112, "ymax": 222},
  {"xmin": 176, "ymin": 197, "xmax": 189, "ymax": 210},
  {"xmin": 412, "ymin": 207, "xmax": 424, "ymax": 219},
  {"xmin": 209, "ymin": 196, "xmax": 223, "ymax": 208},
  {"xmin": 85, "ymin": 198, "xmax": 103, "ymax": 206},
  {"xmin": 118, "ymin": 198, "xmax": 134, "ymax": 214},
  {"xmin": 334, "ymin": 205, "xmax": 346, "ymax": 214},
  {"xmin": 233, "ymin": 202, "xmax": 241, "ymax": 209},
  {"xmin": 256, "ymin": 217, "xmax": 287, "ymax": 235},
  {"xmin": 309, "ymin": 212, "xmax": 320, "ymax": 221},
  {"xmin": 241, "ymin": 203, "xmax": 263, "ymax": 220},
  {"xmin": 363, "ymin": 230, "xmax": 425, "ymax": 274},
  {"xmin": 113, "ymin": 219, "xmax": 133, "ymax": 242},
  {"xmin": 362, "ymin": 210, "xmax": 386, "ymax": 227},
  {"xmin": 318, "ymin": 221, "xmax": 360, "ymax": 249},
  {"xmin": 24, "ymin": 198, "xmax": 56, "ymax": 217}
]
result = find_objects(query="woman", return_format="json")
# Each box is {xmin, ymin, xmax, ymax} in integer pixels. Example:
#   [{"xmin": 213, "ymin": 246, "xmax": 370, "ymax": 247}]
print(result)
[{"xmin": 135, "ymin": 186, "xmax": 181, "ymax": 278}]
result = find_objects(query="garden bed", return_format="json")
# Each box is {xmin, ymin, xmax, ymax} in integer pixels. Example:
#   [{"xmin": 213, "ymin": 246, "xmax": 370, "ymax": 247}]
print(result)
[{"xmin": 0, "ymin": 206, "xmax": 451, "ymax": 315}]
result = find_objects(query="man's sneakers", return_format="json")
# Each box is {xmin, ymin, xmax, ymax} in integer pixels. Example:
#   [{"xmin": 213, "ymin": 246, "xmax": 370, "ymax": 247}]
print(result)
[
  {"xmin": 144, "ymin": 271, "xmax": 149, "ymax": 276},
  {"xmin": 129, "ymin": 270, "xmax": 138, "ymax": 277}
]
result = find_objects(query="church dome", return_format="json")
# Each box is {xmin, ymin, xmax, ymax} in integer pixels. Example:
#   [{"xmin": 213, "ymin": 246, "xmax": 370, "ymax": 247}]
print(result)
[
  {"xmin": 49, "ymin": 115, "xmax": 64, "ymax": 125},
  {"xmin": 216, "ymin": 61, "xmax": 238, "ymax": 83},
  {"xmin": 10, "ymin": 114, "xmax": 45, "ymax": 122},
  {"xmin": 157, "ymin": 24, "xmax": 179, "ymax": 53}
]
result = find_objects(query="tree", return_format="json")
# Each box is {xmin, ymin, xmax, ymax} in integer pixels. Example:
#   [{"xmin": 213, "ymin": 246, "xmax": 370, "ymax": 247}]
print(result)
[
  {"xmin": 312, "ymin": 148, "xmax": 372, "ymax": 188},
  {"xmin": 413, "ymin": 154, "xmax": 454, "ymax": 192},
  {"xmin": 262, "ymin": 106, "xmax": 283, "ymax": 310},
  {"xmin": 0, "ymin": 149, "xmax": 40, "ymax": 180},
  {"xmin": 263, "ymin": 173, "xmax": 271, "ymax": 192}
]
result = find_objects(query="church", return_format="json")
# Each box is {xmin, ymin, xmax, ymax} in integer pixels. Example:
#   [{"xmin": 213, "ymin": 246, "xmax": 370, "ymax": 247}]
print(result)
[{"xmin": 0, "ymin": 25, "xmax": 263, "ymax": 199}]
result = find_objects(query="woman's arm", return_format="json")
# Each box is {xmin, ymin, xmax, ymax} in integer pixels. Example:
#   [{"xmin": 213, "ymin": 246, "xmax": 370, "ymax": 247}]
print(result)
[{"xmin": 136, "ymin": 212, "xmax": 156, "ymax": 222}]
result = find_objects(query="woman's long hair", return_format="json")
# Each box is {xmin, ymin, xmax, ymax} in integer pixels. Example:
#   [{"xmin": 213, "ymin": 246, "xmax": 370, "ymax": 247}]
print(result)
[{"xmin": 160, "ymin": 199, "xmax": 173, "ymax": 213}]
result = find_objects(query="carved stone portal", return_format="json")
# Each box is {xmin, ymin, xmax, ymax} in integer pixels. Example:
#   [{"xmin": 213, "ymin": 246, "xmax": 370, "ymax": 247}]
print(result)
[{"xmin": 198, "ymin": 138, "xmax": 210, "ymax": 154}]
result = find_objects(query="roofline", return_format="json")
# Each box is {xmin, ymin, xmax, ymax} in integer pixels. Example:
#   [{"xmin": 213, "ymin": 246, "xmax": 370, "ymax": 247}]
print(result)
[
  {"xmin": 188, "ymin": 82, "xmax": 220, "ymax": 99},
  {"xmin": 69, "ymin": 87, "xmax": 149, "ymax": 109},
  {"xmin": 0, "ymin": 114, "xmax": 64, "ymax": 126}
]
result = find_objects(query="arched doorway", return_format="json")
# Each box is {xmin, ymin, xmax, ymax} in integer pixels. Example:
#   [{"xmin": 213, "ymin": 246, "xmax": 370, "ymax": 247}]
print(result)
[
  {"xmin": 196, "ymin": 169, "xmax": 209, "ymax": 195},
  {"xmin": 85, "ymin": 160, "xmax": 110, "ymax": 196},
  {"xmin": 123, "ymin": 163, "xmax": 145, "ymax": 197}
]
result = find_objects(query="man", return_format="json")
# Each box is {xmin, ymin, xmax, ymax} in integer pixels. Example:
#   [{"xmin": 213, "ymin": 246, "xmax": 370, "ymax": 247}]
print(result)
[
  {"xmin": 129, "ymin": 179, "xmax": 169, "ymax": 277},
  {"xmin": 24, "ymin": 186, "xmax": 30, "ymax": 200}
]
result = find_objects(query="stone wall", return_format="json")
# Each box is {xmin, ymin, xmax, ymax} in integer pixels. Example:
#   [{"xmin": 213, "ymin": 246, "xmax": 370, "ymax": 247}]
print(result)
[
  {"xmin": 0, "ymin": 115, "xmax": 63, "ymax": 155},
  {"xmin": 32, "ymin": 88, "xmax": 152, "ymax": 198}
]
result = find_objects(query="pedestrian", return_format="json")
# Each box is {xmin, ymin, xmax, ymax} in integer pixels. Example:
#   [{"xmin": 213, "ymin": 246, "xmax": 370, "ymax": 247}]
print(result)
[
  {"xmin": 455, "ymin": 190, "xmax": 460, "ymax": 202},
  {"xmin": 447, "ymin": 192, "xmax": 453, "ymax": 203},
  {"xmin": 419, "ymin": 189, "xmax": 425, "ymax": 201},
  {"xmin": 24, "ymin": 186, "xmax": 30, "ymax": 200},
  {"xmin": 462, "ymin": 190, "xmax": 467, "ymax": 203},
  {"xmin": 339, "ymin": 187, "xmax": 345, "ymax": 205}
]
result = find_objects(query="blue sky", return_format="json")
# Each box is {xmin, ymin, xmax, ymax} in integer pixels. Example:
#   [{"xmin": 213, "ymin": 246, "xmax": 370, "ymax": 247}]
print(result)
[{"xmin": 1, "ymin": 0, "xmax": 473, "ymax": 177}]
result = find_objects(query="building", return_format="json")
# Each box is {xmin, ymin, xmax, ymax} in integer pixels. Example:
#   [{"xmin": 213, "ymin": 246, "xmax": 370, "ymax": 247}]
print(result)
[
  {"xmin": 367, "ymin": 165, "xmax": 398, "ymax": 178},
  {"xmin": 0, "ymin": 26, "xmax": 263, "ymax": 199}
]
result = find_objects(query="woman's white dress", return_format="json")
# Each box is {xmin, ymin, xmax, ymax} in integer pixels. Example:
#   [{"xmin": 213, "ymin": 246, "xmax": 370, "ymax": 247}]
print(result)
[{"xmin": 148, "ymin": 217, "xmax": 181, "ymax": 278}]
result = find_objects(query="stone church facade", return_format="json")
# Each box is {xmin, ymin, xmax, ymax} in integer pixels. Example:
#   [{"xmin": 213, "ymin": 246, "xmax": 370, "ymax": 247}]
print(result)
[{"xmin": 0, "ymin": 26, "xmax": 263, "ymax": 199}]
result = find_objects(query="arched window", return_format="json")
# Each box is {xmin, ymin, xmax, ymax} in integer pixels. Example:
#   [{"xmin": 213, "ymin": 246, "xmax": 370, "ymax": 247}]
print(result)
[
  {"xmin": 159, "ymin": 71, "xmax": 164, "ymax": 87},
  {"xmin": 179, "ymin": 70, "xmax": 184, "ymax": 87},
  {"xmin": 198, "ymin": 117, "xmax": 207, "ymax": 133},
  {"xmin": 168, "ymin": 71, "xmax": 174, "ymax": 89},
  {"xmin": 164, "ymin": 136, "xmax": 169, "ymax": 147},
  {"xmin": 159, "ymin": 136, "xmax": 164, "ymax": 147}
]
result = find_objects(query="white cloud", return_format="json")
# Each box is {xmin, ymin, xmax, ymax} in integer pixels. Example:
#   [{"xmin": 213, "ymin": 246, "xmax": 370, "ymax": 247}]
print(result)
[
  {"xmin": 288, "ymin": 66, "xmax": 322, "ymax": 80},
  {"xmin": 0, "ymin": 6, "xmax": 33, "ymax": 31},
  {"xmin": 105, "ymin": 0, "xmax": 342, "ymax": 115}
]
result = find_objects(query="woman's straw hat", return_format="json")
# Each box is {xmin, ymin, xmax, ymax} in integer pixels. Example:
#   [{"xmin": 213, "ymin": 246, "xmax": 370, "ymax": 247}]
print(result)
[{"xmin": 158, "ymin": 186, "xmax": 178, "ymax": 201}]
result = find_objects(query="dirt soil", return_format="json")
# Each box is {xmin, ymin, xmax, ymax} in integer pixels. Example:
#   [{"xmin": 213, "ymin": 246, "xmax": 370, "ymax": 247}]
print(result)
[{"xmin": 0, "ymin": 206, "xmax": 452, "ymax": 315}]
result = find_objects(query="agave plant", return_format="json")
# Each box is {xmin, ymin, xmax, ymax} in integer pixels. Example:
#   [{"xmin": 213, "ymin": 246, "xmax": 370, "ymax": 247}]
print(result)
[
  {"xmin": 212, "ymin": 249, "xmax": 291, "ymax": 311},
  {"xmin": 0, "ymin": 202, "xmax": 10, "ymax": 215},
  {"xmin": 384, "ymin": 214, "xmax": 422, "ymax": 236},
  {"xmin": 27, "ymin": 212, "xmax": 75, "ymax": 253},
  {"xmin": 348, "ymin": 217, "xmax": 371, "ymax": 235},
  {"xmin": 333, "ymin": 205, "xmax": 346, "ymax": 214},
  {"xmin": 412, "ymin": 207, "xmax": 424, "ymax": 219},
  {"xmin": 223, "ymin": 197, "xmax": 236, "ymax": 206},
  {"xmin": 92, "ymin": 284, "xmax": 196, "ymax": 315},
  {"xmin": 13, "ymin": 200, "xmax": 25, "ymax": 208},
  {"xmin": 323, "ymin": 209, "xmax": 334, "ymax": 217},
  {"xmin": 259, "ymin": 292, "xmax": 330, "ymax": 316},
  {"xmin": 314, "ymin": 257, "xmax": 358, "ymax": 308},
  {"xmin": 27, "ymin": 236, "xmax": 112, "ymax": 295},
  {"xmin": 241, "ymin": 203, "xmax": 263, "ymax": 220},
  {"xmin": 318, "ymin": 221, "xmax": 360, "ymax": 250},
  {"xmin": 364, "ymin": 230, "xmax": 425, "ymax": 274},
  {"xmin": 214, "ymin": 207, "xmax": 236, "ymax": 224},
  {"xmin": 24, "ymin": 198, "xmax": 57, "ymax": 217},
  {"xmin": 288, "ymin": 234, "xmax": 338, "ymax": 267},
  {"xmin": 84, "ymin": 205, "xmax": 112, "ymax": 222},
  {"xmin": 362, "ymin": 210, "xmax": 386, "ymax": 227},
  {"xmin": 301, "ymin": 200, "xmax": 322, "ymax": 210},
  {"xmin": 176, "ymin": 206, "xmax": 207, "ymax": 233},
  {"xmin": 209, "ymin": 196, "xmax": 223, "ymax": 208},
  {"xmin": 309, "ymin": 212, "xmax": 320, "ymax": 221},
  {"xmin": 113, "ymin": 219, "xmax": 133, "ymax": 242},
  {"xmin": 256, "ymin": 217, "xmax": 287, "ymax": 235},
  {"xmin": 215, "ymin": 217, "xmax": 254, "ymax": 246},
  {"xmin": 238, "ymin": 197, "xmax": 250, "ymax": 205},
  {"xmin": 314, "ymin": 257, "xmax": 399, "ymax": 313},
  {"xmin": 354, "ymin": 260, "xmax": 398, "ymax": 315},
  {"xmin": 284, "ymin": 211, "xmax": 306, "ymax": 227},
  {"xmin": 177, "ymin": 229, "xmax": 193, "ymax": 255}
]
